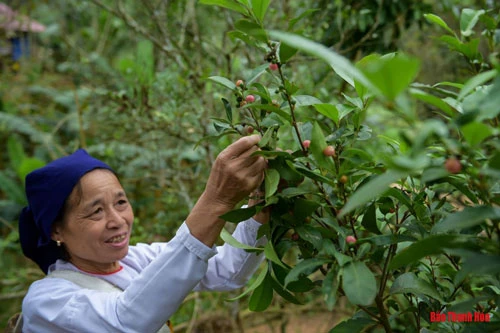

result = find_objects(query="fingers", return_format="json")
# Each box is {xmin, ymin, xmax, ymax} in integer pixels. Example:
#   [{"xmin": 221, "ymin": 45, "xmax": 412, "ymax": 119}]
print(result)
[{"xmin": 222, "ymin": 135, "xmax": 261, "ymax": 158}]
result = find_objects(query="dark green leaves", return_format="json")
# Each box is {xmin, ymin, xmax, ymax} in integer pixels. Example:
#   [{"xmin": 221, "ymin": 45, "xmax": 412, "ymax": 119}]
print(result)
[
  {"xmin": 389, "ymin": 235, "xmax": 467, "ymax": 269},
  {"xmin": 342, "ymin": 261, "xmax": 376, "ymax": 306},
  {"xmin": 432, "ymin": 206, "xmax": 500, "ymax": 233},
  {"xmin": 390, "ymin": 272, "xmax": 444, "ymax": 302},
  {"xmin": 339, "ymin": 170, "xmax": 407, "ymax": 217}
]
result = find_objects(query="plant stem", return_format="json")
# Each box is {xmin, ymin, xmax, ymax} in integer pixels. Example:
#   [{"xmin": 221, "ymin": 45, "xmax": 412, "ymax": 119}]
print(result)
[{"xmin": 375, "ymin": 294, "xmax": 393, "ymax": 333}]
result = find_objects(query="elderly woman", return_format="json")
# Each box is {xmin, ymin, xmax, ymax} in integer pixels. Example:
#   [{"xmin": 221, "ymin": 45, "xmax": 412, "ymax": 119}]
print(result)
[{"xmin": 18, "ymin": 135, "xmax": 268, "ymax": 333}]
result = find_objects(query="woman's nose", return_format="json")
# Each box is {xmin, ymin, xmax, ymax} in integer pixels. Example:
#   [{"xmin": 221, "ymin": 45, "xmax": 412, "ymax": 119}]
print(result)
[{"xmin": 106, "ymin": 208, "xmax": 126, "ymax": 228}]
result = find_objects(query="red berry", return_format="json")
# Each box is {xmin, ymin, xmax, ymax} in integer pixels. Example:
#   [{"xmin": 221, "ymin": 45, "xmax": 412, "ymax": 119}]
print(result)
[
  {"xmin": 445, "ymin": 157, "xmax": 462, "ymax": 174},
  {"xmin": 291, "ymin": 233, "xmax": 300, "ymax": 241},
  {"xmin": 346, "ymin": 236, "xmax": 357, "ymax": 244},
  {"xmin": 269, "ymin": 63, "xmax": 279, "ymax": 71},
  {"xmin": 303, "ymin": 140, "xmax": 311, "ymax": 149},
  {"xmin": 246, "ymin": 126, "xmax": 254, "ymax": 134},
  {"xmin": 245, "ymin": 95, "xmax": 255, "ymax": 103},
  {"xmin": 323, "ymin": 145, "xmax": 335, "ymax": 157},
  {"xmin": 236, "ymin": 79, "xmax": 244, "ymax": 87}
]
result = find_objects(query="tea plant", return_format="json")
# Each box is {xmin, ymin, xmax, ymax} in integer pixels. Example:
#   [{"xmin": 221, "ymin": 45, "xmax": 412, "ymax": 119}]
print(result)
[{"xmin": 202, "ymin": 1, "xmax": 500, "ymax": 332}]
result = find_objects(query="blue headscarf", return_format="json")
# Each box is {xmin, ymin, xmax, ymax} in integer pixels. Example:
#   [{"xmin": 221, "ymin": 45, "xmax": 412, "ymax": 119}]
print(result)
[{"xmin": 18, "ymin": 149, "xmax": 114, "ymax": 274}]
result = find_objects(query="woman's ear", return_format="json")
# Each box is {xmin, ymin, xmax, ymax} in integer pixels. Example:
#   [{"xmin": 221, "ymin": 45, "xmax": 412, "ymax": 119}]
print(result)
[{"xmin": 51, "ymin": 226, "xmax": 62, "ymax": 243}]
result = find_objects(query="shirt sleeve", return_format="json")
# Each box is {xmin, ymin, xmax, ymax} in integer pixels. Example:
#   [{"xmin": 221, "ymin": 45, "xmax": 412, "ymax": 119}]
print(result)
[
  {"xmin": 21, "ymin": 223, "xmax": 216, "ymax": 333},
  {"xmin": 194, "ymin": 218, "xmax": 267, "ymax": 291}
]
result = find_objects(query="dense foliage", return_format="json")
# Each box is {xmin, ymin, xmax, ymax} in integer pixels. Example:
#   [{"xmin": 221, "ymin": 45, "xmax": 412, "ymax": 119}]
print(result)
[{"xmin": 1, "ymin": 0, "xmax": 499, "ymax": 331}]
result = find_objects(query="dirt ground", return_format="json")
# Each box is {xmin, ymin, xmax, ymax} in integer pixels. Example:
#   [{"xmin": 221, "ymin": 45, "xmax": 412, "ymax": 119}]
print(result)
[{"xmin": 245, "ymin": 311, "xmax": 344, "ymax": 333}]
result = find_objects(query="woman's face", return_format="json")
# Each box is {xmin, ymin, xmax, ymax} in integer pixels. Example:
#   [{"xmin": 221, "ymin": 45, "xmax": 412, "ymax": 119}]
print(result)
[{"xmin": 52, "ymin": 169, "xmax": 134, "ymax": 273}]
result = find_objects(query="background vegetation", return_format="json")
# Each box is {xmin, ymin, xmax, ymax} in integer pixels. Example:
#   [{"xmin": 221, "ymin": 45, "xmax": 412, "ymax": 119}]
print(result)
[{"xmin": 1, "ymin": 0, "xmax": 499, "ymax": 332}]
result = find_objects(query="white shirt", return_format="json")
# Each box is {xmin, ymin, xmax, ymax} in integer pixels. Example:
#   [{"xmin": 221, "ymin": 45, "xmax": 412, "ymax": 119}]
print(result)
[{"xmin": 21, "ymin": 219, "xmax": 265, "ymax": 333}]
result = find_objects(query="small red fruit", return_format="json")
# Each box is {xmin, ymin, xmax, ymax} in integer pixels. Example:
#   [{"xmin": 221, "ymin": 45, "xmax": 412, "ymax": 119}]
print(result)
[
  {"xmin": 246, "ymin": 126, "xmax": 254, "ymax": 134},
  {"xmin": 303, "ymin": 140, "xmax": 311, "ymax": 149},
  {"xmin": 445, "ymin": 157, "xmax": 462, "ymax": 174},
  {"xmin": 339, "ymin": 175, "xmax": 348, "ymax": 184},
  {"xmin": 346, "ymin": 235, "xmax": 357, "ymax": 244},
  {"xmin": 269, "ymin": 63, "xmax": 279, "ymax": 71},
  {"xmin": 236, "ymin": 79, "xmax": 244, "ymax": 87},
  {"xmin": 291, "ymin": 233, "xmax": 300, "ymax": 241},
  {"xmin": 323, "ymin": 145, "xmax": 335, "ymax": 157},
  {"xmin": 245, "ymin": 95, "xmax": 255, "ymax": 103}
]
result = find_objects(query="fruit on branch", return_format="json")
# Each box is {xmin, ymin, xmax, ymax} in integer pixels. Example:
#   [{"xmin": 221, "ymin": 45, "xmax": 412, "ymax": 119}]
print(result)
[
  {"xmin": 339, "ymin": 175, "xmax": 348, "ymax": 184},
  {"xmin": 346, "ymin": 235, "xmax": 357, "ymax": 244},
  {"xmin": 245, "ymin": 95, "xmax": 256, "ymax": 103},
  {"xmin": 269, "ymin": 63, "xmax": 279, "ymax": 71},
  {"xmin": 323, "ymin": 145, "xmax": 336, "ymax": 157},
  {"xmin": 302, "ymin": 140, "xmax": 311, "ymax": 149},
  {"xmin": 236, "ymin": 79, "xmax": 244, "ymax": 87},
  {"xmin": 445, "ymin": 157, "xmax": 462, "ymax": 174},
  {"xmin": 246, "ymin": 126, "xmax": 254, "ymax": 134}
]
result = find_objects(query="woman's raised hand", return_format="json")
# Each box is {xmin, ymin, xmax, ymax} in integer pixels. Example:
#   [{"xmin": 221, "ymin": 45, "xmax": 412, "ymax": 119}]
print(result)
[{"xmin": 204, "ymin": 135, "xmax": 267, "ymax": 209}]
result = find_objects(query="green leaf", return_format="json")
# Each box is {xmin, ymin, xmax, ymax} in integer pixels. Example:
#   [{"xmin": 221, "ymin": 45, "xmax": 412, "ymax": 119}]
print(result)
[
  {"xmin": 342, "ymin": 261, "xmax": 377, "ymax": 306},
  {"xmin": 432, "ymin": 206, "xmax": 500, "ymax": 233},
  {"xmin": 251, "ymin": 0, "xmax": 270, "ymax": 23},
  {"xmin": 264, "ymin": 241, "xmax": 287, "ymax": 269},
  {"xmin": 460, "ymin": 122, "xmax": 493, "ymax": 146},
  {"xmin": 409, "ymin": 88, "xmax": 454, "ymax": 116},
  {"xmin": 293, "ymin": 95, "xmax": 323, "ymax": 107},
  {"xmin": 249, "ymin": 271, "xmax": 274, "ymax": 311},
  {"xmin": 361, "ymin": 54, "xmax": 420, "ymax": 100},
  {"xmin": 199, "ymin": 0, "xmax": 247, "ymax": 15},
  {"xmin": 329, "ymin": 317, "xmax": 374, "ymax": 333},
  {"xmin": 246, "ymin": 63, "xmax": 269, "ymax": 85},
  {"xmin": 18, "ymin": 158, "xmax": 46, "ymax": 184},
  {"xmin": 285, "ymin": 258, "xmax": 331, "ymax": 287},
  {"xmin": 295, "ymin": 166, "xmax": 335, "ymax": 186},
  {"xmin": 264, "ymin": 168, "xmax": 280, "ymax": 199},
  {"xmin": 313, "ymin": 104, "xmax": 339, "ymax": 125},
  {"xmin": 7, "ymin": 136, "xmax": 26, "ymax": 172},
  {"xmin": 455, "ymin": 253, "xmax": 500, "ymax": 284},
  {"xmin": 234, "ymin": 19, "xmax": 267, "ymax": 43},
  {"xmin": 310, "ymin": 122, "xmax": 336, "ymax": 172},
  {"xmin": 258, "ymin": 125, "xmax": 277, "ymax": 147},
  {"xmin": 0, "ymin": 171, "xmax": 26, "ymax": 204},
  {"xmin": 278, "ymin": 42, "xmax": 298, "ymax": 64},
  {"xmin": 268, "ymin": 31, "xmax": 376, "ymax": 92},
  {"xmin": 390, "ymin": 272, "xmax": 444, "ymax": 302},
  {"xmin": 333, "ymin": 251, "xmax": 353, "ymax": 267},
  {"xmin": 361, "ymin": 234, "xmax": 417, "ymax": 246},
  {"xmin": 220, "ymin": 228, "xmax": 263, "ymax": 252},
  {"xmin": 361, "ymin": 204, "xmax": 380, "ymax": 234},
  {"xmin": 424, "ymin": 13, "xmax": 455, "ymax": 35},
  {"xmin": 219, "ymin": 206, "xmax": 257, "ymax": 223},
  {"xmin": 227, "ymin": 265, "xmax": 268, "ymax": 301},
  {"xmin": 296, "ymin": 225, "xmax": 323, "ymax": 250},
  {"xmin": 207, "ymin": 76, "xmax": 237, "ymax": 90},
  {"xmin": 288, "ymin": 9, "xmax": 318, "ymax": 30},
  {"xmin": 293, "ymin": 198, "xmax": 320, "ymax": 221},
  {"xmin": 457, "ymin": 69, "xmax": 497, "ymax": 101},
  {"xmin": 460, "ymin": 8, "xmax": 485, "ymax": 37},
  {"xmin": 221, "ymin": 98, "xmax": 233, "ymax": 124},
  {"xmin": 339, "ymin": 170, "xmax": 407, "ymax": 218},
  {"xmin": 322, "ymin": 268, "xmax": 339, "ymax": 311},
  {"xmin": 269, "ymin": 273, "xmax": 303, "ymax": 305},
  {"xmin": 389, "ymin": 235, "xmax": 465, "ymax": 269}
]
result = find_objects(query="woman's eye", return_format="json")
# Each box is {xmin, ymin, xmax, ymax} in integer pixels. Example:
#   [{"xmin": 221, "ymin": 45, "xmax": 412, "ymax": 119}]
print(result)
[
  {"xmin": 118, "ymin": 200, "xmax": 128, "ymax": 206},
  {"xmin": 93, "ymin": 208, "xmax": 103, "ymax": 215}
]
